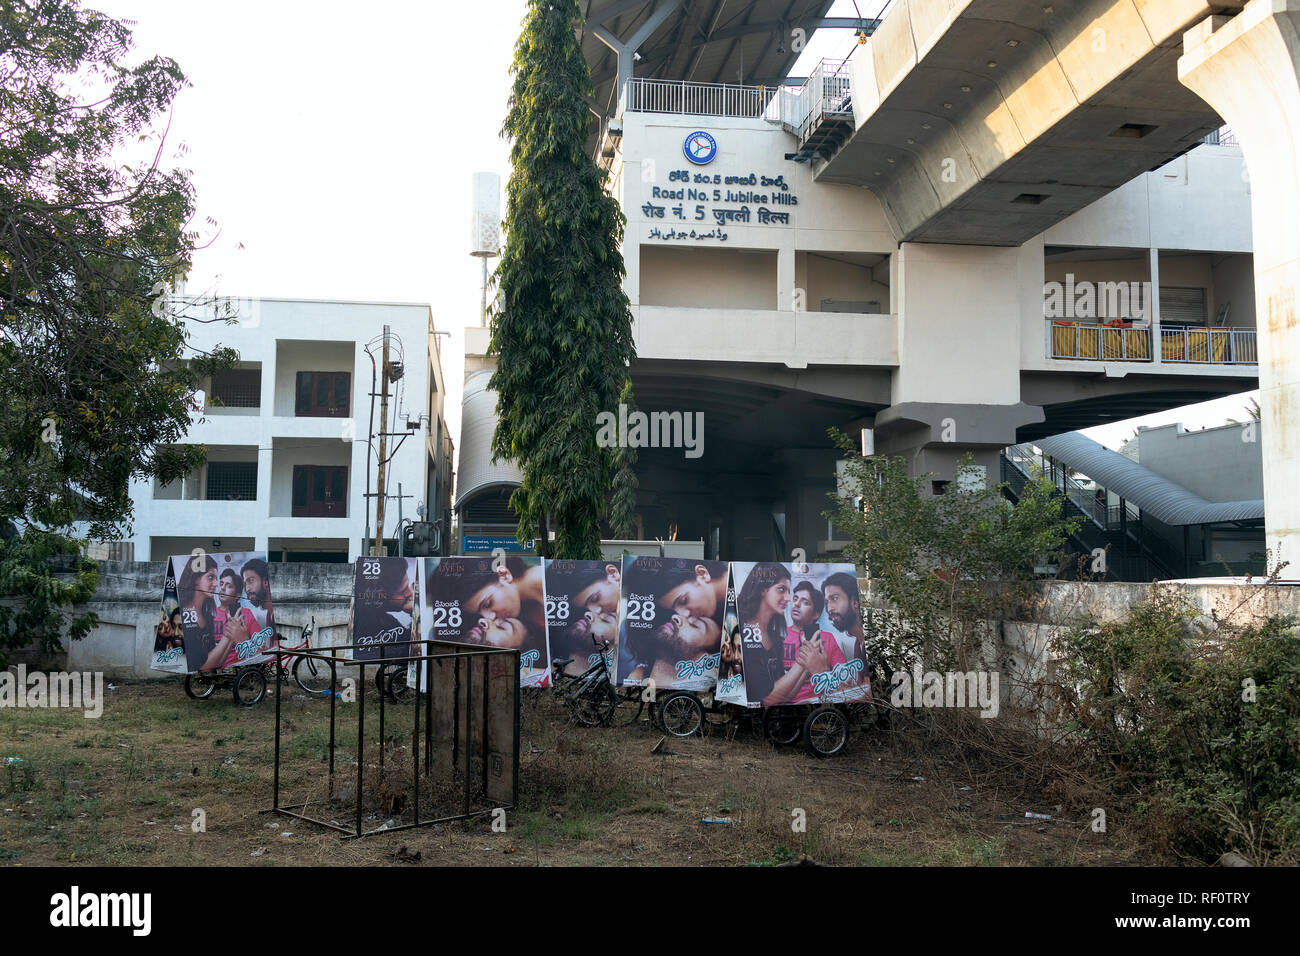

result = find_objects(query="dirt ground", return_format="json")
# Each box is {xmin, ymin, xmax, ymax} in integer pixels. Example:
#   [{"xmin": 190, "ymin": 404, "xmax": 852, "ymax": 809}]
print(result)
[{"xmin": 0, "ymin": 680, "xmax": 1153, "ymax": 866}]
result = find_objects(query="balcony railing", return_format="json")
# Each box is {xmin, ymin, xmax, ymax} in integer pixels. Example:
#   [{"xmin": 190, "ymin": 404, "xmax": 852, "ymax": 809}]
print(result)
[
  {"xmin": 1047, "ymin": 321, "xmax": 1258, "ymax": 365},
  {"xmin": 619, "ymin": 56, "xmax": 854, "ymax": 128},
  {"xmin": 620, "ymin": 77, "xmax": 772, "ymax": 119},
  {"xmin": 1047, "ymin": 321, "xmax": 1152, "ymax": 361},
  {"xmin": 1201, "ymin": 125, "xmax": 1239, "ymax": 146},
  {"xmin": 1160, "ymin": 326, "xmax": 1257, "ymax": 364}
]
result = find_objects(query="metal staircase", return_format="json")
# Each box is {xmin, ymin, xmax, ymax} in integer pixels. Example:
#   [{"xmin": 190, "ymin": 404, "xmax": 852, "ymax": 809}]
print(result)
[
  {"xmin": 1001, "ymin": 445, "xmax": 1179, "ymax": 581},
  {"xmin": 776, "ymin": 58, "xmax": 855, "ymax": 163}
]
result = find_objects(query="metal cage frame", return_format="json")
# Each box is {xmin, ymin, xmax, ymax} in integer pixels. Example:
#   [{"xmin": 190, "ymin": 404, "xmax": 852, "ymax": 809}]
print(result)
[{"xmin": 264, "ymin": 639, "xmax": 520, "ymax": 839}]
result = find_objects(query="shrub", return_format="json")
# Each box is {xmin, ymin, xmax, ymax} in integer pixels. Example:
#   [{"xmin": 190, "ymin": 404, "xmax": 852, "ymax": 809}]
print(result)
[{"xmin": 1056, "ymin": 589, "xmax": 1300, "ymax": 864}]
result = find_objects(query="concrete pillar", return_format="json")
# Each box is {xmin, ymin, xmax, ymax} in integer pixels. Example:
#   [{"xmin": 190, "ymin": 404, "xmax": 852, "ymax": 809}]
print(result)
[
  {"xmin": 776, "ymin": 447, "xmax": 839, "ymax": 558},
  {"xmin": 1180, "ymin": 2, "xmax": 1300, "ymax": 575},
  {"xmin": 878, "ymin": 242, "xmax": 1044, "ymax": 486},
  {"xmin": 777, "ymin": 243, "xmax": 797, "ymax": 315}
]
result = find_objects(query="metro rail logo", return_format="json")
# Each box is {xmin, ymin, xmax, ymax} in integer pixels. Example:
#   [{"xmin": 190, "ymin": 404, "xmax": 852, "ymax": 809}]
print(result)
[{"xmin": 684, "ymin": 130, "xmax": 717, "ymax": 164}]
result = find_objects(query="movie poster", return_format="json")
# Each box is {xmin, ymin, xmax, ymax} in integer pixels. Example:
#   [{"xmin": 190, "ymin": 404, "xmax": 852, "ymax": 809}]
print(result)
[
  {"xmin": 730, "ymin": 562, "xmax": 870, "ymax": 707},
  {"xmin": 171, "ymin": 550, "xmax": 277, "ymax": 673},
  {"xmin": 616, "ymin": 557, "xmax": 728, "ymax": 692},
  {"xmin": 417, "ymin": 556, "xmax": 550, "ymax": 687},
  {"xmin": 149, "ymin": 556, "xmax": 189, "ymax": 674},
  {"xmin": 715, "ymin": 568, "xmax": 748, "ymax": 705},
  {"xmin": 350, "ymin": 556, "xmax": 417, "ymax": 662},
  {"xmin": 543, "ymin": 559, "xmax": 623, "ymax": 682}
]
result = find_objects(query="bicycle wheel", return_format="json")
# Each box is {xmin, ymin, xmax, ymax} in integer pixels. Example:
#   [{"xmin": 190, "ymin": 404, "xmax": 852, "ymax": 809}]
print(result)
[
  {"xmin": 658, "ymin": 692, "xmax": 704, "ymax": 738},
  {"xmin": 293, "ymin": 653, "xmax": 333, "ymax": 695},
  {"xmin": 608, "ymin": 685, "xmax": 645, "ymax": 727},
  {"xmin": 763, "ymin": 706, "xmax": 803, "ymax": 746},
  {"xmin": 233, "ymin": 667, "xmax": 267, "ymax": 707},
  {"xmin": 571, "ymin": 683, "xmax": 616, "ymax": 727},
  {"xmin": 184, "ymin": 672, "xmax": 217, "ymax": 700},
  {"xmin": 803, "ymin": 705, "xmax": 849, "ymax": 758},
  {"xmin": 386, "ymin": 665, "xmax": 416, "ymax": 705}
]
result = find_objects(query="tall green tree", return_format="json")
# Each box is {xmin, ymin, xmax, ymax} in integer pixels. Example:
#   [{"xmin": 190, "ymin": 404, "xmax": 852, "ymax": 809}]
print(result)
[
  {"xmin": 608, "ymin": 377, "xmax": 639, "ymax": 539},
  {"xmin": 0, "ymin": 0, "xmax": 236, "ymax": 663},
  {"xmin": 490, "ymin": 0, "xmax": 636, "ymax": 559}
]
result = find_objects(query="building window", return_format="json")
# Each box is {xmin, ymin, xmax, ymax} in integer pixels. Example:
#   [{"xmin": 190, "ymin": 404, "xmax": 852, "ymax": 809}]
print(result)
[
  {"xmin": 295, "ymin": 371, "xmax": 351, "ymax": 417},
  {"xmin": 210, "ymin": 368, "xmax": 261, "ymax": 408},
  {"xmin": 291, "ymin": 465, "xmax": 348, "ymax": 517},
  {"xmin": 206, "ymin": 461, "xmax": 258, "ymax": 501}
]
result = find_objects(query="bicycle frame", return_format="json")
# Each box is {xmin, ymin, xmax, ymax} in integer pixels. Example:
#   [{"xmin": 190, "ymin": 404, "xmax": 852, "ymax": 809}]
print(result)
[{"xmin": 555, "ymin": 653, "xmax": 611, "ymax": 698}]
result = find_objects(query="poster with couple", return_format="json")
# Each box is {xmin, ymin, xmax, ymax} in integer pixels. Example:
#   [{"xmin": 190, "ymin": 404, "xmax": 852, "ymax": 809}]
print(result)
[
  {"xmin": 151, "ymin": 551, "xmax": 277, "ymax": 674},
  {"xmin": 542, "ymin": 560, "xmax": 622, "ymax": 681},
  {"xmin": 615, "ymin": 557, "xmax": 729, "ymax": 693},
  {"xmin": 350, "ymin": 556, "xmax": 417, "ymax": 662},
  {"xmin": 717, "ymin": 562, "xmax": 870, "ymax": 707},
  {"xmin": 417, "ymin": 556, "xmax": 551, "ymax": 687}
]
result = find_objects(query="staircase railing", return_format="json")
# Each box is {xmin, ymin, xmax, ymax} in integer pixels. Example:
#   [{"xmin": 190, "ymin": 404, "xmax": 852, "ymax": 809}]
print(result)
[{"xmin": 1002, "ymin": 445, "xmax": 1181, "ymax": 580}]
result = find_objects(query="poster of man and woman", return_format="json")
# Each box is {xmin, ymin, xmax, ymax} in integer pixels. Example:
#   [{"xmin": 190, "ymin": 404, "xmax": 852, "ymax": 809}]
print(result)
[
  {"xmin": 152, "ymin": 551, "xmax": 870, "ymax": 706},
  {"xmin": 150, "ymin": 551, "xmax": 277, "ymax": 674},
  {"xmin": 418, "ymin": 555, "xmax": 551, "ymax": 687},
  {"xmin": 717, "ymin": 562, "xmax": 870, "ymax": 707}
]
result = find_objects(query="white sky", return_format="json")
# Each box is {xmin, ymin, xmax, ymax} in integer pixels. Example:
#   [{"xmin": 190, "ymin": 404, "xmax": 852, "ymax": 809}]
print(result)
[{"xmin": 93, "ymin": 0, "xmax": 1256, "ymax": 465}]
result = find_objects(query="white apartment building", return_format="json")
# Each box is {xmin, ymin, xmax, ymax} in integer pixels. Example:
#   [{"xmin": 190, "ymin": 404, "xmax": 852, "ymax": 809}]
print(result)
[{"xmin": 118, "ymin": 297, "xmax": 453, "ymax": 563}]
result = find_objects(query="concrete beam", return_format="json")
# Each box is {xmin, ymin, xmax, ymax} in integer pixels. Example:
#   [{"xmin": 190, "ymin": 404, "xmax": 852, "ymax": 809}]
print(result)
[{"xmin": 821, "ymin": 0, "xmax": 1244, "ymax": 245}]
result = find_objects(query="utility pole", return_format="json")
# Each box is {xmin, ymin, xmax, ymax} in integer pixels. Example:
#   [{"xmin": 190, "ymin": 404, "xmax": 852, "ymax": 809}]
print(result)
[{"xmin": 372, "ymin": 325, "xmax": 391, "ymax": 557}]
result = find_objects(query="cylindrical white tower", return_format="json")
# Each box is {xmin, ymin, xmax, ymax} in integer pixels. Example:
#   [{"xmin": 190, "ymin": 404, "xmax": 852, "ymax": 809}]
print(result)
[
  {"xmin": 470, "ymin": 172, "xmax": 501, "ymax": 327},
  {"xmin": 471, "ymin": 172, "xmax": 500, "ymax": 258}
]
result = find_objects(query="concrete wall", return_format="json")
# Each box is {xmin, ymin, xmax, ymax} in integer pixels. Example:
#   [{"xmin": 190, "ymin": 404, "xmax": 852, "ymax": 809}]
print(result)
[
  {"xmin": 1046, "ymin": 147, "xmax": 1254, "ymax": 253},
  {"xmin": 640, "ymin": 246, "xmax": 777, "ymax": 309},
  {"xmin": 861, "ymin": 575, "xmax": 1300, "ymax": 713},
  {"xmin": 1018, "ymin": 233, "xmax": 1259, "ymax": 382},
  {"xmin": 1212, "ymin": 253, "xmax": 1257, "ymax": 328},
  {"xmin": 1042, "ymin": 251, "xmax": 1248, "ymax": 325},
  {"xmin": 41, "ymin": 561, "xmax": 1300, "ymax": 681},
  {"xmin": 612, "ymin": 102, "xmax": 1258, "ymax": 388},
  {"xmin": 892, "ymin": 242, "xmax": 1025, "ymax": 406},
  {"xmin": 1135, "ymin": 420, "xmax": 1264, "ymax": 501},
  {"xmin": 617, "ymin": 111, "xmax": 897, "ymax": 368},
  {"xmin": 796, "ymin": 252, "xmax": 891, "ymax": 312},
  {"xmin": 861, "ymin": 577, "xmax": 1300, "ymax": 628},
  {"xmin": 64, "ymin": 561, "xmax": 356, "ymax": 679}
]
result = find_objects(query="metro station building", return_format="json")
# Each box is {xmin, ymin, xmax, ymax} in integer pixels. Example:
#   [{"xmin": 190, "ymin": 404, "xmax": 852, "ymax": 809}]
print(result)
[{"xmin": 459, "ymin": 0, "xmax": 1300, "ymax": 570}]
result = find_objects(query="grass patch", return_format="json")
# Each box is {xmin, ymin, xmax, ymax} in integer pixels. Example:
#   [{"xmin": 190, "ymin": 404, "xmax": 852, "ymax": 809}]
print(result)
[{"xmin": 0, "ymin": 680, "xmax": 1153, "ymax": 866}]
